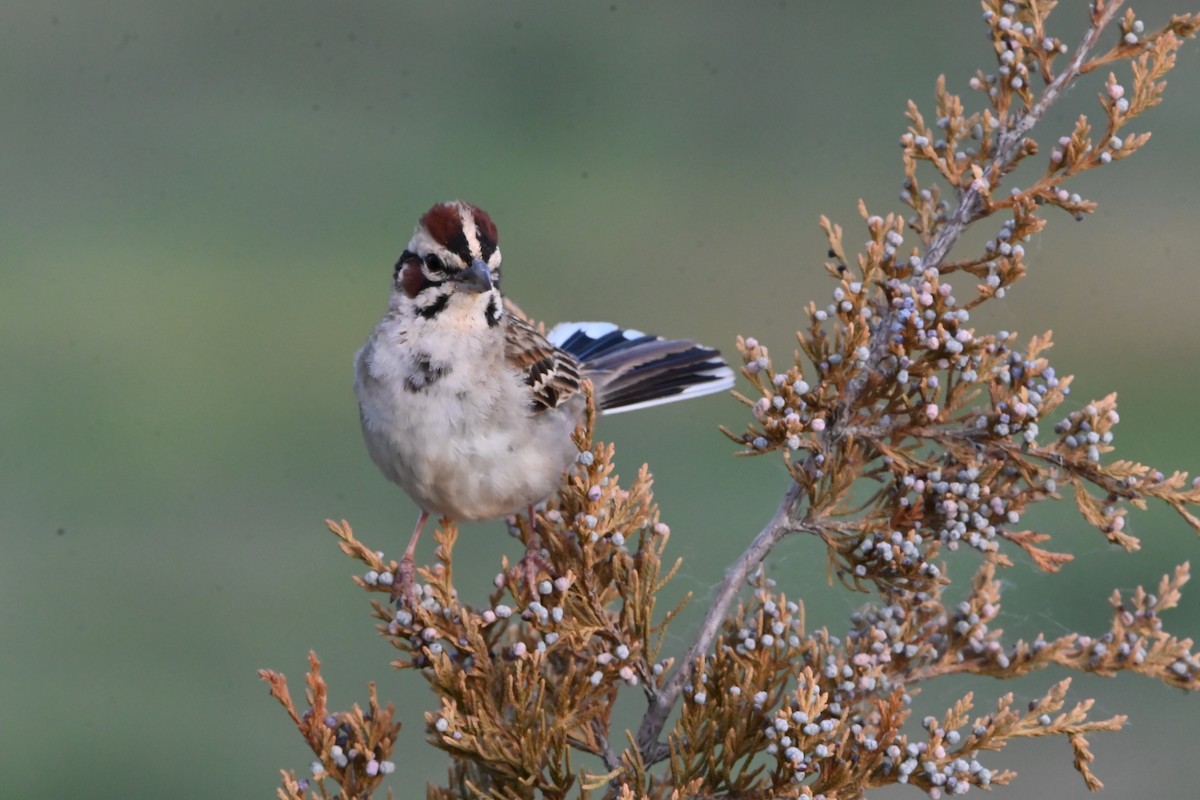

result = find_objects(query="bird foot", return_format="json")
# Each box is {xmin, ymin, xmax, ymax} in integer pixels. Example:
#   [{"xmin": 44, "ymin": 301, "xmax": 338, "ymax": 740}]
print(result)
[
  {"xmin": 514, "ymin": 545, "xmax": 551, "ymax": 598},
  {"xmin": 389, "ymin": 556, "xmax": 422, "ymax": 608}
]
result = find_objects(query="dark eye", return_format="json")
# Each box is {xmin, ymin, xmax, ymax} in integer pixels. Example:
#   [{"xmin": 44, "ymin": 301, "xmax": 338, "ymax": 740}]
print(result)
[{"xmin": 424, "ymin": 253, "xmax": 448, "ymax": 275}]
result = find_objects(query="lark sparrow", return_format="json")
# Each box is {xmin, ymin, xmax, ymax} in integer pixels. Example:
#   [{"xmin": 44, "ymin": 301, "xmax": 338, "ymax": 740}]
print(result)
[{"xmin": 354, "ymin": 200, "xmax": 734, "ymax": 597}]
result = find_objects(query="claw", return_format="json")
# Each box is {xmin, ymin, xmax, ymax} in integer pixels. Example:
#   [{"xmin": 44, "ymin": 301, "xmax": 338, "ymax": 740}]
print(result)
[
  {"xmin": 514, "ymin": 540, "xmax": 552, "ymax": 599},
  {"xmin": 390, "ymin": 511, "xmax": 431, "ymax": 607},
  {"xmin": 389, "ymin": 555, "xmax": 423, "ymax": 608},
  {"xmin": 515, "ymin": 504, "xmax": 552, "ymax": 597}
]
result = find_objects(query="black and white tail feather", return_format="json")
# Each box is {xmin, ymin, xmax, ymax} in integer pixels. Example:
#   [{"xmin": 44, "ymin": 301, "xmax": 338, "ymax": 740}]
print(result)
[{"xmin": 548, "ymin": 321, "xmax": 735, "ymax": 414}]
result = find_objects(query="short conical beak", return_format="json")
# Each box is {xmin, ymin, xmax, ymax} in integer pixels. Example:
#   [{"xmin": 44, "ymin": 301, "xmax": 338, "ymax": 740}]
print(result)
[{"xmin": 454, "ymin": 259, "xmax": 493, "ymax": 293}]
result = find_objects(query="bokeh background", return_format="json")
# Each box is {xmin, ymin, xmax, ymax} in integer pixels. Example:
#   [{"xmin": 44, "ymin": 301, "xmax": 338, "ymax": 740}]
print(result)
[{"xmin": 3, "ymin": 1, "xmax": 1197, "ymax": 797}]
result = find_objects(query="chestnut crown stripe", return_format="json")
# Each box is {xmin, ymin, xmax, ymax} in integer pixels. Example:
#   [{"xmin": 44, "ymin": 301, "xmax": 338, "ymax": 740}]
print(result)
[{"xmin": 420, "ymin": 202, "xmax": 499, "ymax": 264}]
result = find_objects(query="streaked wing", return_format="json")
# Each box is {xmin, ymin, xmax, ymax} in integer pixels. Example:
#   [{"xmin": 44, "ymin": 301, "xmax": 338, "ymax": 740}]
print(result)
[{"xmin": 505, "ymin": 313, "xmax": 583, "ymax": 413}]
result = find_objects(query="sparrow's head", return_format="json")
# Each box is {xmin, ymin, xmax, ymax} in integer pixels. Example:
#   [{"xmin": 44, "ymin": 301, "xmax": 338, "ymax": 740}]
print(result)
[{"xmin": 392, "ymin": 200, "xmax": 503, "ymax": 327}]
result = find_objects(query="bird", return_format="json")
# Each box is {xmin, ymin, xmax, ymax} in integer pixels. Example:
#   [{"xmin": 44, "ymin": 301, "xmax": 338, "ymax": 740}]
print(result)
[{"xmin": 354, "ymin": 200, "xmax": 734, "ymax": 599}]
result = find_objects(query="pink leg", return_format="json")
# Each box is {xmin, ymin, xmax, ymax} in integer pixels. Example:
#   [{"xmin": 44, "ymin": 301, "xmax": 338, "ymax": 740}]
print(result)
[
  {"xmin": 392, "ymin": 509, "xmax": 430, "ymax": 604},
  {"xmin": 518, "ymin": 504, "xmax": 549, "ymax": 595}
]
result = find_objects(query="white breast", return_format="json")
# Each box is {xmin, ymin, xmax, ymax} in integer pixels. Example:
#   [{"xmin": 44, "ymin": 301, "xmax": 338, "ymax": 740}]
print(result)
[{"xmin": 355, "ymin": 318, "xmax": 581, "ymax": 520}]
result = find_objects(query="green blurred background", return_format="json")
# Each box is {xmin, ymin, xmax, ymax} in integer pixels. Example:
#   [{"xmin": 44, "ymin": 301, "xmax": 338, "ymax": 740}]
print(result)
[{"xmin": 3, "ymin": 1, "xmax": 1197, "ymax": 797}]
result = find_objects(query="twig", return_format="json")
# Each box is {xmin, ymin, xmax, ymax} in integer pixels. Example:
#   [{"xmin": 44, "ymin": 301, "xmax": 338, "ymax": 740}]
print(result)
[
  {"xmin": 847, "ymin": 1, "xmax": 1124, "ymax": 412},
  {"xmin": 635, "ymin": 482, "xmax": 804, "ymax": 762},
  {"xmin": 921, "ymin": 0, "xmax": 1123, "ymax": 269},
  {"xmin": 593, "ymin": 721, "xmax": 622, "ymax": 773}
]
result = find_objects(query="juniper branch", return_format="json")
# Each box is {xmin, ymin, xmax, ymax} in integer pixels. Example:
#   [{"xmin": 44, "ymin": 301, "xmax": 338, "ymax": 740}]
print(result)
[
  {"xmin": 634, "ymin": 0, "xmax": 1130, "ymax": 770},
  {"xmin": 922, "ymin": 0, "xmax": 1123, "ymax": 267}
]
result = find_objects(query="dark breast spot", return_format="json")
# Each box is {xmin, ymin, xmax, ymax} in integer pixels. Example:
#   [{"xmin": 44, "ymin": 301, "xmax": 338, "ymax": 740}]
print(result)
[{"xmin": 405, "ymin": 353, "xmax": 451, "ymax": 392}]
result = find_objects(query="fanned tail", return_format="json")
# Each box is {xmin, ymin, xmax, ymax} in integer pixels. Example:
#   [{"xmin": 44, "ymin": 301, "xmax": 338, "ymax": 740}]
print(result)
[{"xmin": 547, "ymin": 322, "xmax": 735, "ymax": 414}]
